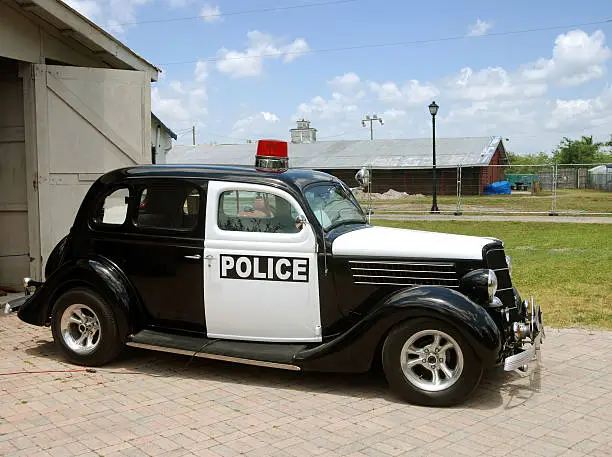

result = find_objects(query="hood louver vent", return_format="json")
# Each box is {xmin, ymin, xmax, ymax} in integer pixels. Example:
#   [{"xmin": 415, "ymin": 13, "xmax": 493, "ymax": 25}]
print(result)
[{"xmin": 349, "ymin": 260, "xmax": 459, "ymax": 288}]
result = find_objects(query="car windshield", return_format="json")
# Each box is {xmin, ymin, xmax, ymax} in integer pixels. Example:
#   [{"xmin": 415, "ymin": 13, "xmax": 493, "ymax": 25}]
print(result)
[{"xmin": 304, "ymin": 183, "xmax": 366, "ymax": 230}]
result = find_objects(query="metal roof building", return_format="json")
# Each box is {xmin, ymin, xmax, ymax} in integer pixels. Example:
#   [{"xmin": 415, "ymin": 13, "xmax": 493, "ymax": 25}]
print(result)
[
  {"xmin": 167, "ymin": 136, "xmax": 508, "ymax": 196},
  {"xmin": 168, "ymin": 136, "xmax": 505, "ymax": 170}
]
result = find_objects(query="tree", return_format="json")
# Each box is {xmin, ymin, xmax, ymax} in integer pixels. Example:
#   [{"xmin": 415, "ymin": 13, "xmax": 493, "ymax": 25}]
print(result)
[
  {"xmin": 506, "ymin": 151, "xmax": 552, "ymax": 174},
  {"xmin": 552, "ymin": 136, "xmax": 602, "ymax": 164}
]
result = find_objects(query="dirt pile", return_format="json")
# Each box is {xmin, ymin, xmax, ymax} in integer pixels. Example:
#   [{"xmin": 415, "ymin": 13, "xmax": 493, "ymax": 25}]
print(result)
[{"xmin": 353, "ymin": 189, "xmax": 425, "ymax": 200}]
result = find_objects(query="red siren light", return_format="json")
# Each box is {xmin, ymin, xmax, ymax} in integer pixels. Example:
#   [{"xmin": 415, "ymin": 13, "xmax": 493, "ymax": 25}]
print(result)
[{"xmin": 255, "ymin": 139, "xmax": 289, "ymax": 172}]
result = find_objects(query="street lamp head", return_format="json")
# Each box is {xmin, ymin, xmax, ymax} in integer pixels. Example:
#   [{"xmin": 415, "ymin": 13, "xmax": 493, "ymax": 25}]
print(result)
[
  {"xmin": 372, "ymin": 114, "xmax": 378, "ymax": 119},
  {"xmin": 365, "ymin": 114, "xmax": 371, "ymax": 120},
  {"xmin": 428, "ymin": 101, "xmax": 439, "ymax": 116},
  {"xmin": 362, "ymin": 120, "xmax": 366, "ymax": 127},
  {"xmin": 379, "ymin": 118, "xmax": 384, "ymax": 125}
]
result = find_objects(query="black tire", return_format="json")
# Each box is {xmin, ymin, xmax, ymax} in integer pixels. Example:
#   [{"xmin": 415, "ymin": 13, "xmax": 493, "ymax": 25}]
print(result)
[
  {"xmin": 382, "ymin": 318, "xmax": 483, "ymax": 406},
  {"xmin": 51, "ymin": 288, "xmax": 123, "ymax": 366}
]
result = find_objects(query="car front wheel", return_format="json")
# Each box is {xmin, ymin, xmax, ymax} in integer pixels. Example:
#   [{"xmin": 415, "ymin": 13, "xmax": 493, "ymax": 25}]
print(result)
[
  {"xmin": 382, "ymin": 318, "xmax": 483, "ymax": 406},
  {"xmin": 51, "ymin": 288, "xmax": 123, "ymax": 366}
]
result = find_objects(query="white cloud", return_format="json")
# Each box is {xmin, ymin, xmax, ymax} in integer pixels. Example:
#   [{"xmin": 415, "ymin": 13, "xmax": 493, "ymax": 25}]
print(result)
[
  {"xmin": 294, "ymin": 90, "xmax": 365, "ymax": 122},
  {"xmin": 167, "ymin": 0, "xmax": 190, "ymax": 7},
  {"xmin": 151, "ymin": 62, "xmax": 209, "ymax": 134},
  {"xmin": 231, "ymin": 112, "xmax": 282, "ymax": 139},
  {"xmin": 216, "ymin": 31, "xmax": 310, "ymax": 78},
  {"xmin": 445, "ymin": 66, "xmax": 547, "ymax": 102},
  {"xmin": 61, "ymin": 0, "xmax": 151, "ymax": 34},
  {"xmin": 382, "ymin": 109, "xmax": 407, "ymax": 120},
  {"xmin": 152, "ymin": 87, "xmax": 191, "ymax": 123},
  {"xmin": 283, "ymin": 39, "xmax": 310, "ymax": 62},
  {"xmin": 261, "ymin": 112, "xmax": 280, "ymax": 122},
  {"xmin": 370, "ymin": 80, "xmax": 438, "ymax": 105},
  {"xmin": 467, "ymin": 19, "xmax": 493, "ymax": 37},
  {"xmin": 329, "ymin": 73, "xmax": 361, "ymax": 92},
  {"xmin": 547, "ymin": 86, "xmax": 612, "ymax": 130},
  {"xmin": 63, "ymin": 0, "xmax": 101, "ymax": 19},
  {"xmin": 169, "ymin": 81, "xmax": 185, "ymax": 94},
  {"xmin": 200, "ymin": 4, "xmax": 222, "ymax": 23},
  {"xmin": 194, "ymin": 61, "xmax": 209, "ymax": 82},
  {"xmin": 521, "ymin": 30, "xmax": 612, "ymax": 86},
  {"xmin": 290, "ymin": 27, "xmax": 612, "ymax": 152}
]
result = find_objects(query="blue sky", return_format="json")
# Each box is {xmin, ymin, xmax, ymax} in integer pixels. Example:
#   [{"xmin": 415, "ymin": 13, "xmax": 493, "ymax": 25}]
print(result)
[{"xmin": 65, "ymin": 0, "xmax": 612, "ymax": 153}]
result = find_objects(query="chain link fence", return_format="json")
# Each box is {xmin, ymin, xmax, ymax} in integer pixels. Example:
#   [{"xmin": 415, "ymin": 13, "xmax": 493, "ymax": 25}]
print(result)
[{"xmin": 343, "ymin": 163, "xmax": 612, "ymax": 217}]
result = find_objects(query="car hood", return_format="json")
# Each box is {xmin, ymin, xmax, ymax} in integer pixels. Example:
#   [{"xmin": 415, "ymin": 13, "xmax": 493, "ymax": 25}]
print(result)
[{"xmin": 331, "ymin": 225, "xmax": 499, "ymax": 261}]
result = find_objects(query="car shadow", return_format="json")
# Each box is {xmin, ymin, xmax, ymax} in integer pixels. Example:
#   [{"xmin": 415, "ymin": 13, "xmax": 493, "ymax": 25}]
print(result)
[{"xmin": 25, "ymin": 341, "xmax": 542, "ymax": 409}]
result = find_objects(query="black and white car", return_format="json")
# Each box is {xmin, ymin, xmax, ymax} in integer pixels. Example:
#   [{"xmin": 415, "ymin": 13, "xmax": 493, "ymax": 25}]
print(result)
[{"xmin": 8, "ymin": 139, "xmax": 544, "ymax": 406}]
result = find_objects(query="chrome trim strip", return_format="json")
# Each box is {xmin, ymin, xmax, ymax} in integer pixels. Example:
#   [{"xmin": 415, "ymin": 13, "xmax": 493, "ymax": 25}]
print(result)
[
  {"xmin": 353, "ymin": 274, "xmax": 458, "ymax": 282},
  {"xmin": 350, "ymin": 267, "xmax": 456, "ymax": 274},
  {"xmin": 496, "ymin": 287, "xmax": 514, "ymax": 292},
  {"xmin": 349, "ymin": 260, "xmax": 455, "ymax": 267},
  {"xmin": 354, "ymin": 281, "xmax": 459, "ymax": 288},
  {"xmin": 126, "ymin": 342, "xmax": 301, "ymax": 371},
  {"xmin": 492, "ymin": 267, "xmax": 509, "ymax": 272}
]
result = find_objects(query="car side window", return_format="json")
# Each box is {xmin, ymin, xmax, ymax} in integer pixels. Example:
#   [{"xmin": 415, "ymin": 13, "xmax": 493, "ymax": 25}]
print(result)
[
  {"xmin": 136, "ymin": 183, "xmax": 201, "ymax": 231},
  {"xmin": 98, "ymin": 187, "xmax": 130, "ymax": 225},
  {"xmin": 218, "ymin": 190, "xmax": 299, "ymax": 233}
]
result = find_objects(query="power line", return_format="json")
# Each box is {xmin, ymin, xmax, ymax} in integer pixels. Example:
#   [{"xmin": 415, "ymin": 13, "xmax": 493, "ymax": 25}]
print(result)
[
  {"xmin": 107, "ymin": 0, "xmax": 358, "ymax": 28},
  {"xmin": 158, "ymin": 18, "xmax": 612, "ymax": 66}
]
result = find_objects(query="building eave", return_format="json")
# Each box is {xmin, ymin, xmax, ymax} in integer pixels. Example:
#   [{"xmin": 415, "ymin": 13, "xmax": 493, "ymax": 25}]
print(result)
[
  {"xmin": 14, "ymin": 0, "xmax": 160, "ymax": 81},
  {"xmin": 151, "ymin": 112, "xmax": 177, "ymax": 140}
]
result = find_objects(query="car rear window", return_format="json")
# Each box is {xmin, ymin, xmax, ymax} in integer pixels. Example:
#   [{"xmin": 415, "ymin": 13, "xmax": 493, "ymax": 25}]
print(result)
[
  {"xmin": 136, "ymin": 183, "xmax": 201, "ymax": 231},
  {"xmin": 98, "ymin": 187, "xmax": 129, "ymax": 225}
]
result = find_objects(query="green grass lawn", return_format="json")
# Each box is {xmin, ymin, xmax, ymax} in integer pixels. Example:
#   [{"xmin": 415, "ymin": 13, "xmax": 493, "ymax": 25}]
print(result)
[
  {"xmin": 361, "ymin": 189, "xmax": 612, "ymax": 215},
  {"xmin": 373, "ymin": 219, "xmax": 612, "ymax": 330}
]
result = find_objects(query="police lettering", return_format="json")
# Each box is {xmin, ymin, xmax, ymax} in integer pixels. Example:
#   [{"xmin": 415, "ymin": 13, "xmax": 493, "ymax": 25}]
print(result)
[{"xmin": 220, "ymin": 254, "xmax": 309, "ymax": 282}]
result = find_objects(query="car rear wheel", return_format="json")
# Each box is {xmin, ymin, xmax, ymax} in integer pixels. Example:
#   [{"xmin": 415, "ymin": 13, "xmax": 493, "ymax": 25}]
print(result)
[
  {"xmin": 382, "ymin": 318, "xmax": 483, "ymax": 406},
  {"xmin": 51, "ymin": 288, "xmax": 123, "ymax": 366}
]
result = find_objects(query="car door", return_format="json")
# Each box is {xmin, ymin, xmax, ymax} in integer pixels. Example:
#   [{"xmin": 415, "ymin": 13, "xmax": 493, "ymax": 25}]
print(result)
[
  {"xmin": 203, "ymin": 181, "xmax": 321, "ymax": 343},
  {"xmin": 91, "ymin": 179, "xmax": 207, "ymax": 331}
]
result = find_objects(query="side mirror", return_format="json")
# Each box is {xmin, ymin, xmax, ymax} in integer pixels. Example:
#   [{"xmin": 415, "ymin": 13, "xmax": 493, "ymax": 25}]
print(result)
[
  {"xmin": 354, "ymin": 167, "xmax": 371, "ymax": 191},
  {"xmin": 295, "ymin": 214, "xmax": 308, "ymax": 231}
]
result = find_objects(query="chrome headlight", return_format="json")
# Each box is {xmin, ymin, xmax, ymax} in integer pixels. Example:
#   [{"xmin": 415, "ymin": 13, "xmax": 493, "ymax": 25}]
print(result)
[
  {"xmin": 505, "ymin": 255, "xmax": 512, "ymax": 277},
  {"xmin": 487, "ymin": 270, "xmax": 498, "ymax": 302},
  {"xmin": 461, "ymin": 269, "xmax": 498, "ymax": 304}
]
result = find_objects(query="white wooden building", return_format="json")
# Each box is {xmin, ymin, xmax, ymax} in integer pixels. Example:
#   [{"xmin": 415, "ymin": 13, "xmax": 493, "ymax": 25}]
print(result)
[
  {"xmin": 151, "ymin": 113, "xmax": 177, "ymax": 164},
  {"xmin": 0, "ymin": 0, "xmax": 159, "ymax": 288}
]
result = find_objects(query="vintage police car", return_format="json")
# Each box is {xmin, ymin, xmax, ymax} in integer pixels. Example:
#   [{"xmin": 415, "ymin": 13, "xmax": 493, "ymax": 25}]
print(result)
[{"xmin": 9, "ymin": 140, "xmax": 543, "ymax": 406}]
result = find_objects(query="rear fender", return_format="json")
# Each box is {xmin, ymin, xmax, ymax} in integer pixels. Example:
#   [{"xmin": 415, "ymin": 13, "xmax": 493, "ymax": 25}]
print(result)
[
  {"xmin": 17, "ymin": 257, "xmax": 145, "ymax": 340},
  {"xmin": 295, "ymin": 286, "xmax": 502, "ymax": 372}
]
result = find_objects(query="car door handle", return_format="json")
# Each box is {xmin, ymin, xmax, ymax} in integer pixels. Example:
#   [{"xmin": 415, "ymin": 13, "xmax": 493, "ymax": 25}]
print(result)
[
  {"xmin": 184, "ymin": 254, "xmax": 202, "ymax": 260},
  {"xmin": 204, "ymin": 255, "xmax": 214, "ymax": 261}
]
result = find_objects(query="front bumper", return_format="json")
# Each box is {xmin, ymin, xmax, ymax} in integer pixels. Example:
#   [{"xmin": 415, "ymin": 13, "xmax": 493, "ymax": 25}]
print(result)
[{"xmin": 504, "ymin": 296, "xmax": 544, "ymax": 371}]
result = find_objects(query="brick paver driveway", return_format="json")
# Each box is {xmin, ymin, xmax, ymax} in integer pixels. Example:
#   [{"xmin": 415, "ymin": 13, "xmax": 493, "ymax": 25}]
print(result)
[{"xmin": 1, "ymin": 312, "xmax": 611, "ymax": 457}]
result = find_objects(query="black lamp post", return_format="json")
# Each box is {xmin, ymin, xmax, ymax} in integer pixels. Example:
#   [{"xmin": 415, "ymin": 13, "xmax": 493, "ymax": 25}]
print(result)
[{"xmin": 429, "ymin": 101, "xmax": 440, "ymax": 213}]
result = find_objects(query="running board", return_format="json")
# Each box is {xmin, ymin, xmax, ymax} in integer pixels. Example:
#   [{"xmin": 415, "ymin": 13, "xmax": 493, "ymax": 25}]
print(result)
[{"xmin": 126, "ymin": 329, "xmax": 304, "ymax": 371}]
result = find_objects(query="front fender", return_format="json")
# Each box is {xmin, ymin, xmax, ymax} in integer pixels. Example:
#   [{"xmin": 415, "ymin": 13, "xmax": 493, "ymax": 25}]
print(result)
[
  {"xmin": 17, "ymin": 257, "xmax": 144, "ymax": 339},
  {"xmin": 295, "ymin": 286, "xmax": 502, "ymax": 372}
]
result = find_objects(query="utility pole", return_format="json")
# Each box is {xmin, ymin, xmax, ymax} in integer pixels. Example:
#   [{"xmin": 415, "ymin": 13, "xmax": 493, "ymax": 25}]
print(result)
[
  {"xmin": 192, "ymin": 125, "xmax": 196, "ymax": 145},
  {"xmin": 362, "ymin": 114, "xmax": 383, "ymax": 140}
]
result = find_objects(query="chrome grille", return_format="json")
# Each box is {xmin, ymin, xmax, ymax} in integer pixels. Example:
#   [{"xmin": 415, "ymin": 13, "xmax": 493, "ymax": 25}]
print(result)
[
  {"xmin": 484, "ymin": 247, "xmax": 513, "ymax": 303},
  {"xmin": 349, "ymin": 260, "xmax": 459, "ymax": 288}
]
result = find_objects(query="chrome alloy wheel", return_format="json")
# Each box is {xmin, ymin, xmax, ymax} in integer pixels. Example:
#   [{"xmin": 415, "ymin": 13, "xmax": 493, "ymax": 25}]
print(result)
[
  {"xmin": 399, "ymin": 329, "xmax": 464, "ymax": 392},
  {"xmin": 59, "ymin": 304, "xmax": 102, "ymax": 355}
]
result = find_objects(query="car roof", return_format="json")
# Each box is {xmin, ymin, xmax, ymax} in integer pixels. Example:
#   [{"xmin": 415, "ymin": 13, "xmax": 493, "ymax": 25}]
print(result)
[{"xmin": 98, "ymin": 165, "xmax": 341, "ymax": 191}]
